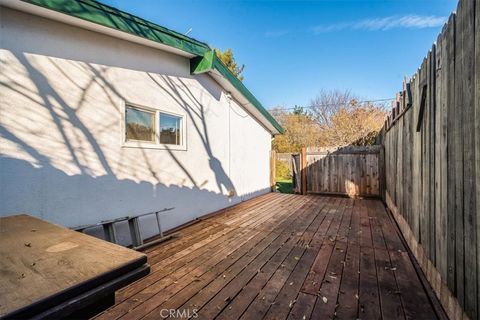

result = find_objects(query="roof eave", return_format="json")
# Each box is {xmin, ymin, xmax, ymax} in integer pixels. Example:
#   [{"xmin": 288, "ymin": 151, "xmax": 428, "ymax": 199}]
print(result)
[
  {"xmin": 191, "ymin": 52, "xmax": 284, "ymax": 135},
  {"xmin": 1, "ymin": 0, "xmax": 210, "ymax": 57}
]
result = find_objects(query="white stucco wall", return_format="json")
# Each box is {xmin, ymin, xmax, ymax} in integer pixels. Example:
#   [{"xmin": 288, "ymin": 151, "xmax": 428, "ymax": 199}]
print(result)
[{"xmin": 0, "ymin": 7, "xmax": 272, "ymax": 243}]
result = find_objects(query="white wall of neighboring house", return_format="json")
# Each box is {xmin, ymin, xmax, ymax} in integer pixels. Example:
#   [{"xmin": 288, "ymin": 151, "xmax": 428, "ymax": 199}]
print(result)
[{"xmin": 0, "ymin": 7, "xmax": 273, "ymax": 243}]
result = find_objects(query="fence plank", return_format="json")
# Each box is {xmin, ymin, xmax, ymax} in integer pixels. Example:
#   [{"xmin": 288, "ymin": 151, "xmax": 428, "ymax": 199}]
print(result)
[
  {"xmin": 454, "ymin": 0, "xmax": 465, "ymax": 308},
  {"xmin": 420, "ymin": 56, "xmax": 430, "ymax": 261},
  {"xmin": 475, "ymin": 0, "xmax": 480, "ymax": 315},
  {"xmin": 446, "ymin": 13, "xmax": 457, "ymax": 294},
  {"xmin": 435, "ymin": 23, "xmax": 448, "ymax": 283},
  {"xmin": 412, "ymin": 71, "xmax": 421, "ymax": 240},
  {"xmin": 429, "ymin": 44, "xmax": 437, "ymax": 265},
  {"xmin": 270, "ymin": 150, "xmax": 276, "ymax": 192},
  {"xmin": 458, "ymin": 0, "xmax": 477, "ymax": 317},
  {"xmin": 301, "ymin": 147, "xmax": 307, "ymax": 195}
]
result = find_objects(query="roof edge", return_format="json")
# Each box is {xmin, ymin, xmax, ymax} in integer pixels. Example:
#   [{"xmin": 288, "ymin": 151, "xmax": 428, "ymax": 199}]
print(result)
[
  {"xmin": 20, "ymin": 0, "xmax": 211, "ymax": 56},
  {"xmin": 190, "ymin": 51, "xmax": 284, "ymax": 135},
  {"xmin": 190, "ymin": 50, "xmax": 215, "ymax": 74}
]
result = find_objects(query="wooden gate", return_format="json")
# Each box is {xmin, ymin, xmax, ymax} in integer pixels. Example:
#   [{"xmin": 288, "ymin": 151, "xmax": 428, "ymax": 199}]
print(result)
[{"xmin": 294, "ymin": 146, "xmax": 384, "ymax": 197}]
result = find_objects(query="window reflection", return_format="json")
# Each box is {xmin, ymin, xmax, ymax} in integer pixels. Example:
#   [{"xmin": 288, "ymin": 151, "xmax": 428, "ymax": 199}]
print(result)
[{"xmin": 160, "ymin": 113, "xmax": 182, "ymax": 145}]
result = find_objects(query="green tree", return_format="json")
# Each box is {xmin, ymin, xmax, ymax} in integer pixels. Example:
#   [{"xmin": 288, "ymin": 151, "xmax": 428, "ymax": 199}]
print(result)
[
  {"xmin": 215, "ymin": 48, "xmax": 245, "ymax": 81},
  {"xmin": 292, "ymin": 105, "xmax": 311, "ymax": 117},
  {"xmin": 271, "ymin": 106, "xmax": 321, "ymax": 153}
]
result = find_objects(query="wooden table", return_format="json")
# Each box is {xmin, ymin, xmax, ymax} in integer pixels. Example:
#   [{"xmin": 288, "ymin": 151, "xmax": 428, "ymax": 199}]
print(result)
[{"xmin": 0, "ymin": 214, "xmax": 150, "ymax": 319}]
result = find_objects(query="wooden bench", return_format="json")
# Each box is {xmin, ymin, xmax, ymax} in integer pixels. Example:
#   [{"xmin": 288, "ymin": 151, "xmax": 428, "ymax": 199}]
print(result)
[{"xmin": 0, "ymin": 214, "xmax": 150, "ymax": 319}]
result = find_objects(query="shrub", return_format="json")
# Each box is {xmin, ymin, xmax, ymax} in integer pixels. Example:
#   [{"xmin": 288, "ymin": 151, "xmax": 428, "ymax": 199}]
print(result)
[{"xmin": 276, "ymin": 161, "xmax": 291, "ymax": 180}]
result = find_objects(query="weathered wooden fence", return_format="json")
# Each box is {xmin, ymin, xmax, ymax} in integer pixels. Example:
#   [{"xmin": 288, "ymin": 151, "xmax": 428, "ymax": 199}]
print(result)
[
  {"xmin": 294, "ymin": 146, "xmax": 383, "ymax": 197},
  {"xmin": 380, "ymin": 0, "xmax": 479, "ymax": 318}
]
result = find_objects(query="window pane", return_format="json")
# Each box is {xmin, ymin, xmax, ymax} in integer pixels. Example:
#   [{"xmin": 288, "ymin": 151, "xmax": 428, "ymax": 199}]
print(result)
[
  {"xmin": 126, "ymin": 106, "xmax": 155, "ymax": 142},
  {"xmin": 160, "ymin": 113, "xmax": 182, "ymax": 145}
]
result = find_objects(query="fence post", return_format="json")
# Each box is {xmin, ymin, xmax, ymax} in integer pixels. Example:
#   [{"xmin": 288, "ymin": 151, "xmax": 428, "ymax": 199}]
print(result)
[
  {"xmin": 270, "ymin": 150, "xmax": 276, "ymax": 192},
  {"xmin": 300, "ymin": 147, "xmax": 307, "ymax": 195},
  {"xmin": 379, "ymin": 145, "xmax": 386, "ymax": 200}
]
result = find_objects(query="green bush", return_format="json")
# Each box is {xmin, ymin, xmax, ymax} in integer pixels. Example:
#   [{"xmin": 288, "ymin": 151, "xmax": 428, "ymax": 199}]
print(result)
[
  {"xmin": 276, "ymin": 161, "xmax": 291, "ymax": 180},
  {"xmin": 276, "ymin": 179, "xmax": 294, "ymax": 194}
]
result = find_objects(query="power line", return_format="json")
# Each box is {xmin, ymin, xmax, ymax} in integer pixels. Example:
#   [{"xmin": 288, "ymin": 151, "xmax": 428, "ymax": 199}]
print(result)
[{"xmin": 269, "ymin": 98, "xmax": 395, "ymax": 111}]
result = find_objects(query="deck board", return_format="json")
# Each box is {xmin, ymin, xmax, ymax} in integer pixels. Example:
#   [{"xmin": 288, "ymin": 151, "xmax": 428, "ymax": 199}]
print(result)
[{"xmin": 94, "ymin": 193, "xmax": 443, "ymax": 320}]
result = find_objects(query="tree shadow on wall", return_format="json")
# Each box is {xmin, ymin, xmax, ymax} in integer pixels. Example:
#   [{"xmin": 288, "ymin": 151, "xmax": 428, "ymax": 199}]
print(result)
[{"xmin": 0, "ymin": 51, "xmax": 260, "ymax": 237}]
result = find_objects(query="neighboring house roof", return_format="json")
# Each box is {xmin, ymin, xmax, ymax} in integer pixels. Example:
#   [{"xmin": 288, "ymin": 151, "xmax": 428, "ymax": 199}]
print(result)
[{"xmin": 2, "ymin": 0, "xmax": 284, "ymax": 134}]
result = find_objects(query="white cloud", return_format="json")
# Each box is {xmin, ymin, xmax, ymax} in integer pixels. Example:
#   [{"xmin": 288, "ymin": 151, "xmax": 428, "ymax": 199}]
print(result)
[
  {"xmin": 355, "ymin": 15, "xmax": 447, "ymax": 30},
  {"xmin": 312, "ymin": 15, "xmax": 447, "ymax": 34}
]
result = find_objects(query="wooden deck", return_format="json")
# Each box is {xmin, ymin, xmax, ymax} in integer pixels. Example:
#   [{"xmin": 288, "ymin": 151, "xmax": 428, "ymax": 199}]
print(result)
[{"xmin": 94, "ymin": 193, "xmax": 443, "ymax": 320}]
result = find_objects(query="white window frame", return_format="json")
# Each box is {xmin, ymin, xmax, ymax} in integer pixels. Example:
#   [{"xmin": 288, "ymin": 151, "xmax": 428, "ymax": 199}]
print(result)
[{"xmin": 122, "ymin": 102, "xmax": 187, "ymax": 151}]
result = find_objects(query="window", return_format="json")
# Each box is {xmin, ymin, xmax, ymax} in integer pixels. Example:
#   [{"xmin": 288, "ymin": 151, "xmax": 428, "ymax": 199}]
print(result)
[
  {"xmin": 124, "ymin": 104, "xmax": 185, "ymax": 149},
  {"xmin": 125, "ymin": 106, "xmax": 155, "ymax": 142},
  {"xmin": 160, "ymin": 113, "xmax": 182, "ymax": 145}
]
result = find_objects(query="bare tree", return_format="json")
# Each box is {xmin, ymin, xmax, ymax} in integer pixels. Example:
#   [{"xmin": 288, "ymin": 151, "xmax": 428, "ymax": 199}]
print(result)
[
  {"xmin": 309, "ymin": 89, "xmax": 357, "ymax": 127},
  {"xmin": 271, "ymin": 90, "xmax": 387, "ymax": 152},
  {"xmin": 309, "ymin": 89, "xmax": 387, "ymax": 147}
]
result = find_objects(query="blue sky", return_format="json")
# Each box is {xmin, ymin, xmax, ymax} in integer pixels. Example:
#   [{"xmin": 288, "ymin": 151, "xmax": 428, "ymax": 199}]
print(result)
[{"xmin": 102, "ymin": 0, "xmax": 457, "ymax": 109}]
